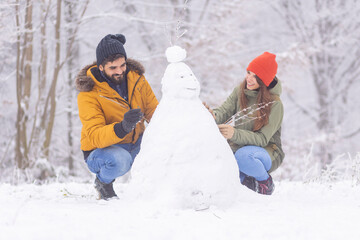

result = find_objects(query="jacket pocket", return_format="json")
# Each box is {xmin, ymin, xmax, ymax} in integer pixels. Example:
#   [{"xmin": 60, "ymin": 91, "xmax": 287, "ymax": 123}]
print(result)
[
  {"xmin": 99, "ymin": 95, "xmax": 129, "ymax": 109},
  {"xmin": 266, "ymin": 143, "xmax": 282, "ymax": 173}
]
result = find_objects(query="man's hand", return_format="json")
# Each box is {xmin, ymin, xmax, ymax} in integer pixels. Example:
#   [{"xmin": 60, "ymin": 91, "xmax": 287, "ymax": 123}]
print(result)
[
  {"xmin": 121, "ymin": 108, "xmax": 144, "ymax": 133},
  {"xmin": 203, "ymin": 102, "xmax": 216, "ymax": 120},
  {"xmin": 114, "ymin": 108, "xmax": 144, "ymax": 139},
  {"xmin": 218, "ymin": 124, "xmax": 234, "ymax": 139}
]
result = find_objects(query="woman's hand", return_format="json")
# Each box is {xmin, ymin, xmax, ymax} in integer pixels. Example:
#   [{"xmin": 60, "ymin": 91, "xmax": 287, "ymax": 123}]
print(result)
[
  {"xmin": 218, "ymin": 124, "xmax": 234, "ymax": 139},
  {"xmin": 203, "ymin": 102, "xmax": 216, "ymax": 120}
]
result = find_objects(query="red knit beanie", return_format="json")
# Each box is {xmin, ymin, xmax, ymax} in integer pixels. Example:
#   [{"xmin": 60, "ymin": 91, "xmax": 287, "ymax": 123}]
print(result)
[{"xmin": 246, "ymin": 52, "xmax": 277, "ymax": 87}]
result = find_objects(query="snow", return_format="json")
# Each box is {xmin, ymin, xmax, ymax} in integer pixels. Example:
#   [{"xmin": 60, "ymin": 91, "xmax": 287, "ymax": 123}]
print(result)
[
  {"xmin": 0, "ymin": 181, "xmax": 359, "ymax": 240},
  {"xmin": 1, "ymin": 46, "xmax": 359, "ymax": 240},
  {"xmin": 165, "ymin": 45, "xmax": 187, "ymax": 63},
  {"xmin": 128, "ymin": 46, "xmax": 239, "ymax": 210},
  {"xmin": 161, "ymin": 45, "xmax": 200, "ymax": 100}
]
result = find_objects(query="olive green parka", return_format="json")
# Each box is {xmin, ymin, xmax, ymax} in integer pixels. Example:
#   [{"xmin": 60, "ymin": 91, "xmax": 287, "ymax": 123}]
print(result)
[{"xmin": 213, "ymin": 79, "xmax": 284, "ymax": 173}]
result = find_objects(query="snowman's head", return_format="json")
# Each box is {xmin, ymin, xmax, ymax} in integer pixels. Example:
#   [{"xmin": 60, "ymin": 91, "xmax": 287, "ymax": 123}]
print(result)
[{"xmin": 161, "ymin": 46, "xmax": 200, "ymax": 100}]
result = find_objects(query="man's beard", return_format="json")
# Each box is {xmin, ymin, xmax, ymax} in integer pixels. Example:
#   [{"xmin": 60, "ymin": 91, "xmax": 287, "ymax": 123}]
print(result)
[{"xmin": 104, "ymin": 71, "xmax": 126, "ymax": 84}]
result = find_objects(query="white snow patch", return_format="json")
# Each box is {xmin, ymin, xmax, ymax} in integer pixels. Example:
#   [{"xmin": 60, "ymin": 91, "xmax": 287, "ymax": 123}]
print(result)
[
  {"xmin": 165, "ymin": 45, "xmax": 187, "ymax": 63},
  {"xmin": 128, "ymin": 46, "xmax": 240, "ymax": 210},
  {"xmin": 0, "ymin": 181, "xmax": 359, "ymax": 240}
]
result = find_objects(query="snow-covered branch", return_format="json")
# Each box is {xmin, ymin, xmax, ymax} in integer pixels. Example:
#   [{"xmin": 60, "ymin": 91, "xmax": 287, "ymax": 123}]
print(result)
[{"xmin": 224, "ymin": 101, "xmax": 275, "ymax": 127}]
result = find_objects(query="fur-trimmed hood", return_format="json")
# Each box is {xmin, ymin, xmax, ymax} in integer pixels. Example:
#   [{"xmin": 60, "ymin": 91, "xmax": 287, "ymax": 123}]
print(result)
[{"xmin": 75, "ymin": 58, "xmax": 145, "ymax": 92}]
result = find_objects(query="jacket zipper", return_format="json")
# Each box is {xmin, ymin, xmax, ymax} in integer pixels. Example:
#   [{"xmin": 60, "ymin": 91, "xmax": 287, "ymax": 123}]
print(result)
[
  {"xmin": 99, "ymin": 95, "xmax": 130, "ymax": 109},
  {"xmin": 100, "ymin": 76, "xmax": 142, "ymax": 142},
  {"xmin": 129, "ymin": 76, "xmax": 142, "ymax": 142}
]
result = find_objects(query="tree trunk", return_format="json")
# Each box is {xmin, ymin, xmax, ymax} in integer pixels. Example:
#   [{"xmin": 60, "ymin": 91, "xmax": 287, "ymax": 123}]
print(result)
[
  {"xmin": 42, "ymin": 0, "xmax": 62, "ymax": 158},
  {"xmin": 29, "ymin": 0, "xmax": 50, "ymax": 159},
  {"xmin": 15, "ymin": 0, "xmax": 33, "ymax": 169},
  {"xmin": 65, "ymin": 0, "xmax": 79, "ymax": 171}
]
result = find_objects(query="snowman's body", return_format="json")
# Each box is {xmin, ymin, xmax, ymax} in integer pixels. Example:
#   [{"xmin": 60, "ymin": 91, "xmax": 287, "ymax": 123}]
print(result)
[{"xmin": 129, "ymin": 46, "xmax": 240, "ymax": 209}]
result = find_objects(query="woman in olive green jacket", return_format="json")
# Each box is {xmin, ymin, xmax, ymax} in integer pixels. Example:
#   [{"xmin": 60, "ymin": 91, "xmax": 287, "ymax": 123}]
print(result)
[{"xmin": 205, "ymin": 52, "xmax": 284, "ymax": 195}]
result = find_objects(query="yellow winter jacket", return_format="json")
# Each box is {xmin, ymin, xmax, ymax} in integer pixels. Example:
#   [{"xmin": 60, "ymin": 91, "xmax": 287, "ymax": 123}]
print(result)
[{"xmin": 75, "ymin": 59, "xmax": 158, "ymax": 152}]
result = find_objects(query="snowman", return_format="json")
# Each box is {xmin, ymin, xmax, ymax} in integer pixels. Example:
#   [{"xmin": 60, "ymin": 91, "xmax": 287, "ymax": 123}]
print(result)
[{"xmin": 128, "ymin": 46, "xmax": 240, "ymax": 210}]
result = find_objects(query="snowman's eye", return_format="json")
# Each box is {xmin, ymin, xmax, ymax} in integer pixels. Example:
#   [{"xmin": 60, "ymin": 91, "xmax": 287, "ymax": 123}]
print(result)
[
  {"xmin": 180, "ymin": 75, "xmax": 184, "ymax": 78},
  {"xmin": 190, "ymin": 74, "xmax": 193, "ymax": 76}
]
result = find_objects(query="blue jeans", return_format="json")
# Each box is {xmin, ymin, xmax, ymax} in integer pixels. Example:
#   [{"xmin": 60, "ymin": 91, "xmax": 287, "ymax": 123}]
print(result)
[
  {"xmin": 234, "ymin": 145, "xmax": 272, "ymax": 182},
  {"xmin": 86, "ymin": 135, "xmax": 142, "ymax": 184}
]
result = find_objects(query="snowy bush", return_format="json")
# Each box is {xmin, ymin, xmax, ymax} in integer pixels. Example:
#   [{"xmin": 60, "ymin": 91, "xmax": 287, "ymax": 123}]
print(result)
[{"xmin": 275, "ymin": 146, "xmax": 360, "ymax": 186}]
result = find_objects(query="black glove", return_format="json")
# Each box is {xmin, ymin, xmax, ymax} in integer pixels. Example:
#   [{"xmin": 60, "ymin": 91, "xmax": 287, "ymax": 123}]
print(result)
[
  {"xmin": 122, "ymin": 108, "xmax": 143, "ymax": 132},
  {"xmin": 114, "ymin": 108, "xmax": 143, "ymax": 138}
]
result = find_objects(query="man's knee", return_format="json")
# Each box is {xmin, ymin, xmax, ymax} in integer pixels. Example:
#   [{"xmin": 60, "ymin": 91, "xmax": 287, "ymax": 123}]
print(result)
[{"xmin": 107, "ymin": 147, "xmax": 133, "ymax": 176}]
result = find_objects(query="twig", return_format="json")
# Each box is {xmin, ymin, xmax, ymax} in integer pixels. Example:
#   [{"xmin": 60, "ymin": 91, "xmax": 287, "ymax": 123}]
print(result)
[
  {"xmin": 343, "ymin": 126, "xmax": 360, "ymax": 139},
  {"xmin": 224, "ymin": 101, "xmax": 275, "ymax": 126},
  {"xmin": 174, "ymin": 0, "xmax": 189, "ymax": 44},
  {"xmin": 61, "ymin": 188, "xmax": 89, "ymax": 198}
]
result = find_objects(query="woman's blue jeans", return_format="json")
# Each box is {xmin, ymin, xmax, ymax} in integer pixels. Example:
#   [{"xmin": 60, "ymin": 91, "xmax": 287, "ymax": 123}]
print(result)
[
  {"xmin": 234, "ymin": 145, "xmax": 272, "ymax": 182},
  {"xmin": 86, "ymin": 136, "xmax": 142, "ymax": 184}
]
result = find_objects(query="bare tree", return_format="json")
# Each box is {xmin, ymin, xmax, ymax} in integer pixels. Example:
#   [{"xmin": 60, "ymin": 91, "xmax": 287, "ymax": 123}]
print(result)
[
  {"xmin": 40, "ymin": 0, "xmax": 62, "ymax": 159},
  {"xmin": 28, "ymin": 0, "xmax": 51, "ymax": 162},
  {"xmin": 12, "ymin": 0, "xmax": 89, "ymax": 179},
  {"xmin": 268, "ymin": 0, "xmax": 360, "ymax": 166},
  {"xmin": 15, "ymin": 0, "xmax": 33, "ymax": 169},
  {"xmin": 39, "ymin": 0, "xmax": 89, "ymax": 164},
  {"xmin": 64, "ymin": 0, "xmax": 89, "ymax": 172},
  {"xmin": 65, "ymin": 0, "xmax": 77, "ymax": 171}
]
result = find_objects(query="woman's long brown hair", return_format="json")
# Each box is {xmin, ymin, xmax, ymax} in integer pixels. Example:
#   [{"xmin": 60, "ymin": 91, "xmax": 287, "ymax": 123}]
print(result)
[{"xmin": 238, "ymin": 76, "xmax": 274, "ymax": 131}]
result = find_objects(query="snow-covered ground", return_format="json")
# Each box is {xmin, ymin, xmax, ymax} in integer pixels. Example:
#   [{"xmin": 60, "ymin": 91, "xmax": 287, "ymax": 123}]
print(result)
[
  {"xmin": 2, "ymin": 47, "xmax": 359, "ymax": 240},
  {"xmin": 0, "ymin": 180, "xmax": 359, "ymax": 240}
]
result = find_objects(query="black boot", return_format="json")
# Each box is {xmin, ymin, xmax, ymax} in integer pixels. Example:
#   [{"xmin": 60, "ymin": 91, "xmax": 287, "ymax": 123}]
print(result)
[
  {"xmin": 241, "ymin": 175, "xmax": 257, "ymax": 192},
  {"xmin": 255, "ymin": 175, "xmax": 275, "ymax": 195},
  {"xmin": 241, "ymin": 174, "xmax": 275, "ymax": 195},
  {"xmin": 94, "ymin": 177, "xmax": 118, "ymax": 200}
]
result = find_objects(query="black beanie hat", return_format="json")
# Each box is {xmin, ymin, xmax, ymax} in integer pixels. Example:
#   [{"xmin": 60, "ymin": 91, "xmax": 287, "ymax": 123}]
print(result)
[{"xmin": 96, "ymin": 34, "xmax": 127, "ymax": 66}]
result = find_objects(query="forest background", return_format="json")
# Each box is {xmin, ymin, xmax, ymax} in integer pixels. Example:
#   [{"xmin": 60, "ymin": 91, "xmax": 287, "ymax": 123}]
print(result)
[{"xmin": 0, "ymin": 0, "xmax": 359, "ymax": 183}]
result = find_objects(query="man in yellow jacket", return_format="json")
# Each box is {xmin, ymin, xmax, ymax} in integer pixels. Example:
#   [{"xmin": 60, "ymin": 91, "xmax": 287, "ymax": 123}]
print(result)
[{"xmin": 76, "ymin": 34, "xmax": 158, "ymax": 200}]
